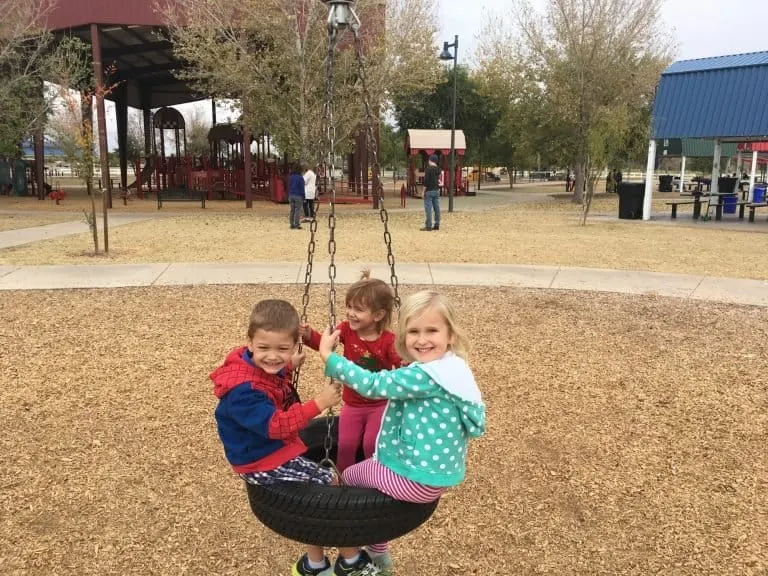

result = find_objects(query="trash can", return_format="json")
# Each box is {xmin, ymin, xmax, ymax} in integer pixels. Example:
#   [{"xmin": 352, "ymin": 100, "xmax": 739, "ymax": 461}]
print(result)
[
  {"xmin": 718, "ymin": 176, "xmax": 738, "ymax": 194},
  {"xmin": 658, "ymin": 175, "xmax": 673, "ymax": 192},
  {"xmin": 617, "ymin": 182, "xmax": 645, "ymax": 219},
  {"xmin": 722, "ymin": 194, "xmax": 737, "ymax": 214},
  {"xmin": 754, "ymin": 186, "xmax": 766, "ymax": 204}
]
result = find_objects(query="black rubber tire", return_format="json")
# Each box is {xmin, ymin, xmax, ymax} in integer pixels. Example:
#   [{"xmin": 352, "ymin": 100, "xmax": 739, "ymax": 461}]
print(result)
[{"xmin": 245, "ymin": 416, "xmax": 440, "ymax": 547}]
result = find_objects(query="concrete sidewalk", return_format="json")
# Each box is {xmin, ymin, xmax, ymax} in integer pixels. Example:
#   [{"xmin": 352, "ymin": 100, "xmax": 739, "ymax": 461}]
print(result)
[
  {"xmin": 0, "ymin": 214, "xmax": 157, "ymax": 250},
  {"xmin": 0, "ymin": 261, "xmax": 766, "ymax": 307}
]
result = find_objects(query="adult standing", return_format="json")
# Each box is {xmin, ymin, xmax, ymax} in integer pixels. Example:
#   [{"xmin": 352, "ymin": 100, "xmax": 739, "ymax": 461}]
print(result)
[
  {"xmin": 302, "ymin": 163, "xmax": 317, "ymax": 223},
  {"xmin": 421, "ymin": 154, "xmax": 441, "ymax": 231},
  {"xmin": 288, "ymin": 164, "xmax": 305, "ymax": 230}
]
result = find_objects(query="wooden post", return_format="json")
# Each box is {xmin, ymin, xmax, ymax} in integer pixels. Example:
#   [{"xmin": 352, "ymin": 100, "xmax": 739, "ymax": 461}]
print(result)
[{"xmin": 244, "ymin": 123, "xmax": 252, "ymax": 208}]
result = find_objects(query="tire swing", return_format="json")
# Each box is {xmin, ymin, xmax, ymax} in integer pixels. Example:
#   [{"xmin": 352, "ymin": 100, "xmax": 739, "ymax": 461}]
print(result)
[{"xmin": 244, "ymin": 0, "xmax": 439, "ymax": 548}]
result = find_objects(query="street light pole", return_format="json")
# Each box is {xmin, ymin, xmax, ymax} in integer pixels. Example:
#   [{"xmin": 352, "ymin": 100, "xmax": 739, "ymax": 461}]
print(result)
[{"xmin": 440, "ymin": 35, "xmax": 458, "ymax": 213}]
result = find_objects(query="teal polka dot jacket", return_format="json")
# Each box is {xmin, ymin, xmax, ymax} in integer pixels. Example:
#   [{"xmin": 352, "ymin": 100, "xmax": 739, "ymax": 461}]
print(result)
[{"xmin": 325, "ymin": 352, "xmax": 486, "ymax": 487}]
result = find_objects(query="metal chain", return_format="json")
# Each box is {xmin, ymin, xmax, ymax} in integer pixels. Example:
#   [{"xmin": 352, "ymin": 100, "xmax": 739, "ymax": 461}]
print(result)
[
  {"xmin": 289, "ymin": 210, "xmax": 320, "ymax": 399},
  {"xmin": 319, "ymin": 15, "xmax": 340, "ymax": 478},
  {"xmin": 350, "ymin": 21, "xmax": 401, "ymax": 308}
]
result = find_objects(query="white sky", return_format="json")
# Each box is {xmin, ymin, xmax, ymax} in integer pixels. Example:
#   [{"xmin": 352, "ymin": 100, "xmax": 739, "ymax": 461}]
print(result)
[{"xmin": 103, "ymin": 0, "xmax": 768, "ymax": 149}]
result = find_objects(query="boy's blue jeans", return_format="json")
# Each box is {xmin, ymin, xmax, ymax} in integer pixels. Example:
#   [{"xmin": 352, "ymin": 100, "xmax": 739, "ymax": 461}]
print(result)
[{"xmin": 424, "ymin": 189, "xmax": 440, "ymax": 229}]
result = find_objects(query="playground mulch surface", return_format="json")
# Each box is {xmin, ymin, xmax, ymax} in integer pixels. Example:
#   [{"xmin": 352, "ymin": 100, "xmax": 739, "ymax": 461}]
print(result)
[
  {"xmin": 0, "ymin": 213, "xmax": 79, "ymax": 232},
  {"xmin": 1, "ymin": 195, "xmax": 768, "ymax": 280},
  {"xmin": 1, "ymin": 285, "xmax": 766, "ymax": 576}
]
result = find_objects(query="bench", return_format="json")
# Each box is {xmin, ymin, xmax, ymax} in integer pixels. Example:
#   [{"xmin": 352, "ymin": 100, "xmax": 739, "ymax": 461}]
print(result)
[
  {"xmin": 157, "ymin": 188, "xmax": 206, "ymax": 209},
  {"xmin": 666, "ymin": 200, "xmax": 701, "ymax": 219},
  {"xmin": 746, "ymin": 202, "xmax": 768, "ymax": 222}
]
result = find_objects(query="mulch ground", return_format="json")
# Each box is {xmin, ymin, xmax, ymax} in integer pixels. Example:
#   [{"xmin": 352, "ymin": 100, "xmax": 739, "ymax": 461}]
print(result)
[{"xmin": 1, "ymin": 285, "xmax": 766, "ymax": 575}]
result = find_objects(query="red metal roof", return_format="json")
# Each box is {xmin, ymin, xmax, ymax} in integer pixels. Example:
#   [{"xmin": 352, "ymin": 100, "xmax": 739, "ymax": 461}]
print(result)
[
  {"xmin": 738, "ymin": 142, "xmax": 768, "ymax": 152},
  {"xmin": 45, "ymin": 0, "xmax": 168, "ymax": 30}
]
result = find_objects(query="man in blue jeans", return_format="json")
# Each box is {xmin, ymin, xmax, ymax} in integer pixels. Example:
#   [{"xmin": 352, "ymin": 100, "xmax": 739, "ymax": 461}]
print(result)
[
  {"xmin": 288, "ymin": 164, "xmax": 305, "ymax": 230},
  {"xmin": 421, "ymin": 154, "xmax": 441, "ymax": 231}
]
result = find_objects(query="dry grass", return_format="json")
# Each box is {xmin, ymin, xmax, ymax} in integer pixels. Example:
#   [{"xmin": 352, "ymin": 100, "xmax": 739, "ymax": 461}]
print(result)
[
  {"xmin": 0, "ymin": 213, "xmax": 79, "ymax": 231},
  {"xmin": 1, "ymin": 285, "xmax": 766, "ymax": 576},
  {"xmin": 2, "ymin": 201, "xmax": 768, "ymax": 280}
]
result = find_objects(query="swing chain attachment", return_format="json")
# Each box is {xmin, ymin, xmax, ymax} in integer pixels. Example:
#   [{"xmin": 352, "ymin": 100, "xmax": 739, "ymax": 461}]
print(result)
[{"xmin": 350, "ymin": 19, "xmax": 400, "ymax": 307}]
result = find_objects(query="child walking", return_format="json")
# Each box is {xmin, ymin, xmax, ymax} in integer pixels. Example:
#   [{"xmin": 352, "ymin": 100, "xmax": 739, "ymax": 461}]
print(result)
[
  {"xmin": 210, "ymin": 299, "xmax": 343, "ymax": 576},
  {"xmin": 317, "ymin": 290, "xmax": 486, "ymax": 575},
  {"xmin": 303, "ymin": 270, "xmax": 401, "ymax": 473}
]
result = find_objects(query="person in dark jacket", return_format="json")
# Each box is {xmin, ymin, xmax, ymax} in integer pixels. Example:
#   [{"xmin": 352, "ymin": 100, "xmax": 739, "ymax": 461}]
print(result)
[
  {"xmin": 421, "ymin": 154, "xmax": 441, "ymax": 231},
  {"xmin": 288, "ymin": 164, "xmax": 305, "ymax": 230}
]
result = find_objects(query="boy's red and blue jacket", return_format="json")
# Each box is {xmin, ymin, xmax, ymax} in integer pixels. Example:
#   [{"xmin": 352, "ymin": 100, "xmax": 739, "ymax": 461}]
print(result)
[{"xmin": 210, "ymin": 347, "xmax": 321, "ymax": 473}]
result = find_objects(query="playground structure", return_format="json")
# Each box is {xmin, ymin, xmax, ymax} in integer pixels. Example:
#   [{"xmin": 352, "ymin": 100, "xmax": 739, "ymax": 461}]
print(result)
[
  {"xmin": 0, "ymin": 158, "xmax": 49, "ymax": 197},
  {"xmin": 127, "ymin": 108, "xmax": 385, "ymax": 205},
  {"xmin": 405, "ymin": 129, "xmax": 469, "ymax": 198}
]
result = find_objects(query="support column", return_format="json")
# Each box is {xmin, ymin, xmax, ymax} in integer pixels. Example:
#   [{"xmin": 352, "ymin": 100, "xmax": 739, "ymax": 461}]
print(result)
[
  {"xmin": 211, "ymin": 98, "xmax": 217, "ymax": 126},
  {"xmin": 642, "ymin": 138, "xmax": 656, "ymax": 221},
  {"xmin": 116, "ymin": 82, "xmax": 128, "ymax": 189},
  {"xmin": 749, "ymin": 149, "xmax": 758, "ymax": 202},
  {"xmin": 361, "ymin": 131, "xmax": 369, "ymax": 200},
  {"xmin": 33, "ymin": 128, "xmax": 45, "ymax": 199},
  {"xmin": 91, "ymin": 24, "xmax": 112, "ymax": 217},
  {"xmin": 679, "ymin": 155, "xmax": 686, "ymax": 194},
  {"xmin": 140, "ymin": 86, "xmax": 152, "ymax": 156},
  {"xmin": 243, "ymin": 122, "xmax": 252, "ymax": 208},
  {"xmin": 711, "ymin": 140, "xmax": 721, "ymax": 204}
]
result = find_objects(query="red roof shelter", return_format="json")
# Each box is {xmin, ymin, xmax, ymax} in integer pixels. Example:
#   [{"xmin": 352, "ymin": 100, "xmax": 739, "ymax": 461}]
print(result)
[{"xmin": 33, "ymin": 0, "xmax": 384, "ymax": 208}]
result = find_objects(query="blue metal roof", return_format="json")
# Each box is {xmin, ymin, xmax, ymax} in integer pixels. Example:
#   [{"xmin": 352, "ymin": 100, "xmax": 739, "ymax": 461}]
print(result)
[
  {"xmin": 663, "ymin": 51, "xmax": 768, "ymax": 75},
  {"xmin": 652, "ymin": 52, "xmax": 768, "ymax": 140}
]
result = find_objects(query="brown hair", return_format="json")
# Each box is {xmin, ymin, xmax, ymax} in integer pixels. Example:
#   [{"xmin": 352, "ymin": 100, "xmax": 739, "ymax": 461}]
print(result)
[
  {"xmin": 345, "ymin": 268, "xmax": 395, "ymax": 332},
  {"xmin": 247, "ymin": 299, "xmax": 300, "ymax": 342}
]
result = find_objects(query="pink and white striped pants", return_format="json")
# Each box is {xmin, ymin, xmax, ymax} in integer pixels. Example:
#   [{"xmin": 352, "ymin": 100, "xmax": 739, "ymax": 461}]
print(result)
[{"xmin": 342, "ymin": 458, "xmax": 444, "ymax": 553}]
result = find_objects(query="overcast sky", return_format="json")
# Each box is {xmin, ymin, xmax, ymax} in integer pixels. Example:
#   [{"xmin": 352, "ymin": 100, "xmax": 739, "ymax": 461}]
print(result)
[
  {"xmin": 439, "ymin": 0, "xmax": 768, "ymax": 63},
  {"xmin": 103, "ymin": 0, "xmax": 768, "ymax": 149}
]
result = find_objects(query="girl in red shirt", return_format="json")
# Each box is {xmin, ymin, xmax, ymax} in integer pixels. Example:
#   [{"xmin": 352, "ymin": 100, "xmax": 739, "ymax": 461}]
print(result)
[{"xmin": 303, "ymin": 270, "xmax": 401, "ymax": 472}]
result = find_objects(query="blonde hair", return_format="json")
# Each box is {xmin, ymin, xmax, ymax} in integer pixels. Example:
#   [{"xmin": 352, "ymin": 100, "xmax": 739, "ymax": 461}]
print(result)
[
  {"xmin": 395, "ymin": 290, "xmax": 468, "ymax": 362},
  {"xmin": 345, "ymin": 268, "xmax": 395, "ymax": 332}
]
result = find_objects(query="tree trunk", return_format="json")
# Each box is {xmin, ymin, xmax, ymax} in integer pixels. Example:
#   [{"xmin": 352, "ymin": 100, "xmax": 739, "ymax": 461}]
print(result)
[
  {"xmin": 509, "ymin": 165, "xmax": 514, "ymax": 189},
  {"xmin": 89, "ymin": 188, "xmax": 99, "ymax": 253}
]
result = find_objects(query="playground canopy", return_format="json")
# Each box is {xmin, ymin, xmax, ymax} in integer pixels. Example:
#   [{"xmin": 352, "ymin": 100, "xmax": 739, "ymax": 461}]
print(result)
[
  {"xmin": 406, "ymin": 129, "xmax": 467, "ymax": 156},
  {"xmin": 643, "ymin": 51, "xmax": 768, "ymax": 218}
]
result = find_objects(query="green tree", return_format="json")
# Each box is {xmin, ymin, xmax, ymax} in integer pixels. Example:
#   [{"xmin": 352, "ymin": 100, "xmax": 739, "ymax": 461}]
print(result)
[
  {"xmin": 478, "ymin": 0, "xmax": 673, "ymax": 207},
  {"xmin": 164, "ymin": 0, "xmax": 441, "ymax": 166},
  {"xmin": 0, "ymin": 0, "xmax": 59, "ymax": 156},
  {"xmin": 379, "ymin": 122, "xmax": 405, "ymax": 171},
  {"xmin": 391, "ymin": 65, "xmax": 500, "ymax": 167}
]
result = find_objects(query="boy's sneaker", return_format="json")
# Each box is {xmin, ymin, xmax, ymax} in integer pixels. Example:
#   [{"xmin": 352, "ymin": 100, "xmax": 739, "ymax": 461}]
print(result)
[
  {"xmin": 293, "ymin": 553, "xmax": 333, "ymax": 576},
  {"xmin": 333, "ymin": 550, "xmax": 381, "ymax": 575},
  {"xmin": 368, "ymin": 551, "xmax": 394, "ymax": 575}
]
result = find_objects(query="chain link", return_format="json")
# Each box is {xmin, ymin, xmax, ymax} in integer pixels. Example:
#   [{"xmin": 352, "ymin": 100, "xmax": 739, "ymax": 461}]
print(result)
[
  {"xmin": 321, "ymin": 19, "xmax": 340, "ymax": 476},
  {"xmin": 350, "ymin": 23, "xmax": 401, "ymax": 308}
]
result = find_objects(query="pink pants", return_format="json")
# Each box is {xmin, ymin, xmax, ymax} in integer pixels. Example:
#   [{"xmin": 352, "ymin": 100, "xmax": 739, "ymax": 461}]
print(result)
[
  {"xmin": 342, "ymin": 458, "xmax": 444, "ymax": 553},
  {"xmin": 336, "ymin": 403, "xmax": 387, "ymax": 472}
]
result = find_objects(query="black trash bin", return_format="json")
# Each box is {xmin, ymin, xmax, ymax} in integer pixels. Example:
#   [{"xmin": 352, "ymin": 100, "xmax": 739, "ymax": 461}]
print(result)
[
  {"xmin": 617, "ymin": 182, "xmax": 645, "ymax": 219},
  {"xmin": 659, "ymin": 174, "xmax": 674, "ymax": 192}
]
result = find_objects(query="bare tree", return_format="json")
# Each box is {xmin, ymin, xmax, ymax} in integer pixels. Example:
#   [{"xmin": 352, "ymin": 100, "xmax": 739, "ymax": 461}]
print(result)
[
  {"xmin": 480, "ymin": 0, "xmax": 673, "ymax": 209},
  {"xmin": 183, "ymin": 104, "xmax": 212, "ymax": 157},
  {"xmin": 162, "ymin": 0, "xmax": 440, "ymax": 163},
  {"xmin": 48, "ymin": 37, "xmax": 118, "ymax": 255}
]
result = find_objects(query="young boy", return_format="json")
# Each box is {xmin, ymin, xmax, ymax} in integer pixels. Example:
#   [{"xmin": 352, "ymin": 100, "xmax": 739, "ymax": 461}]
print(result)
[{"xmin": 210, "ymin": 299, "xmax": 342, "ymax": 576}]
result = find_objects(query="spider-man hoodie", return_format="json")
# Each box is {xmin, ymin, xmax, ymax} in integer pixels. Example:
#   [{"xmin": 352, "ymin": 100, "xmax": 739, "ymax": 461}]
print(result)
[{"xmin": 210, "ymin": 347, "xmax": 321, "ymax": 473}]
